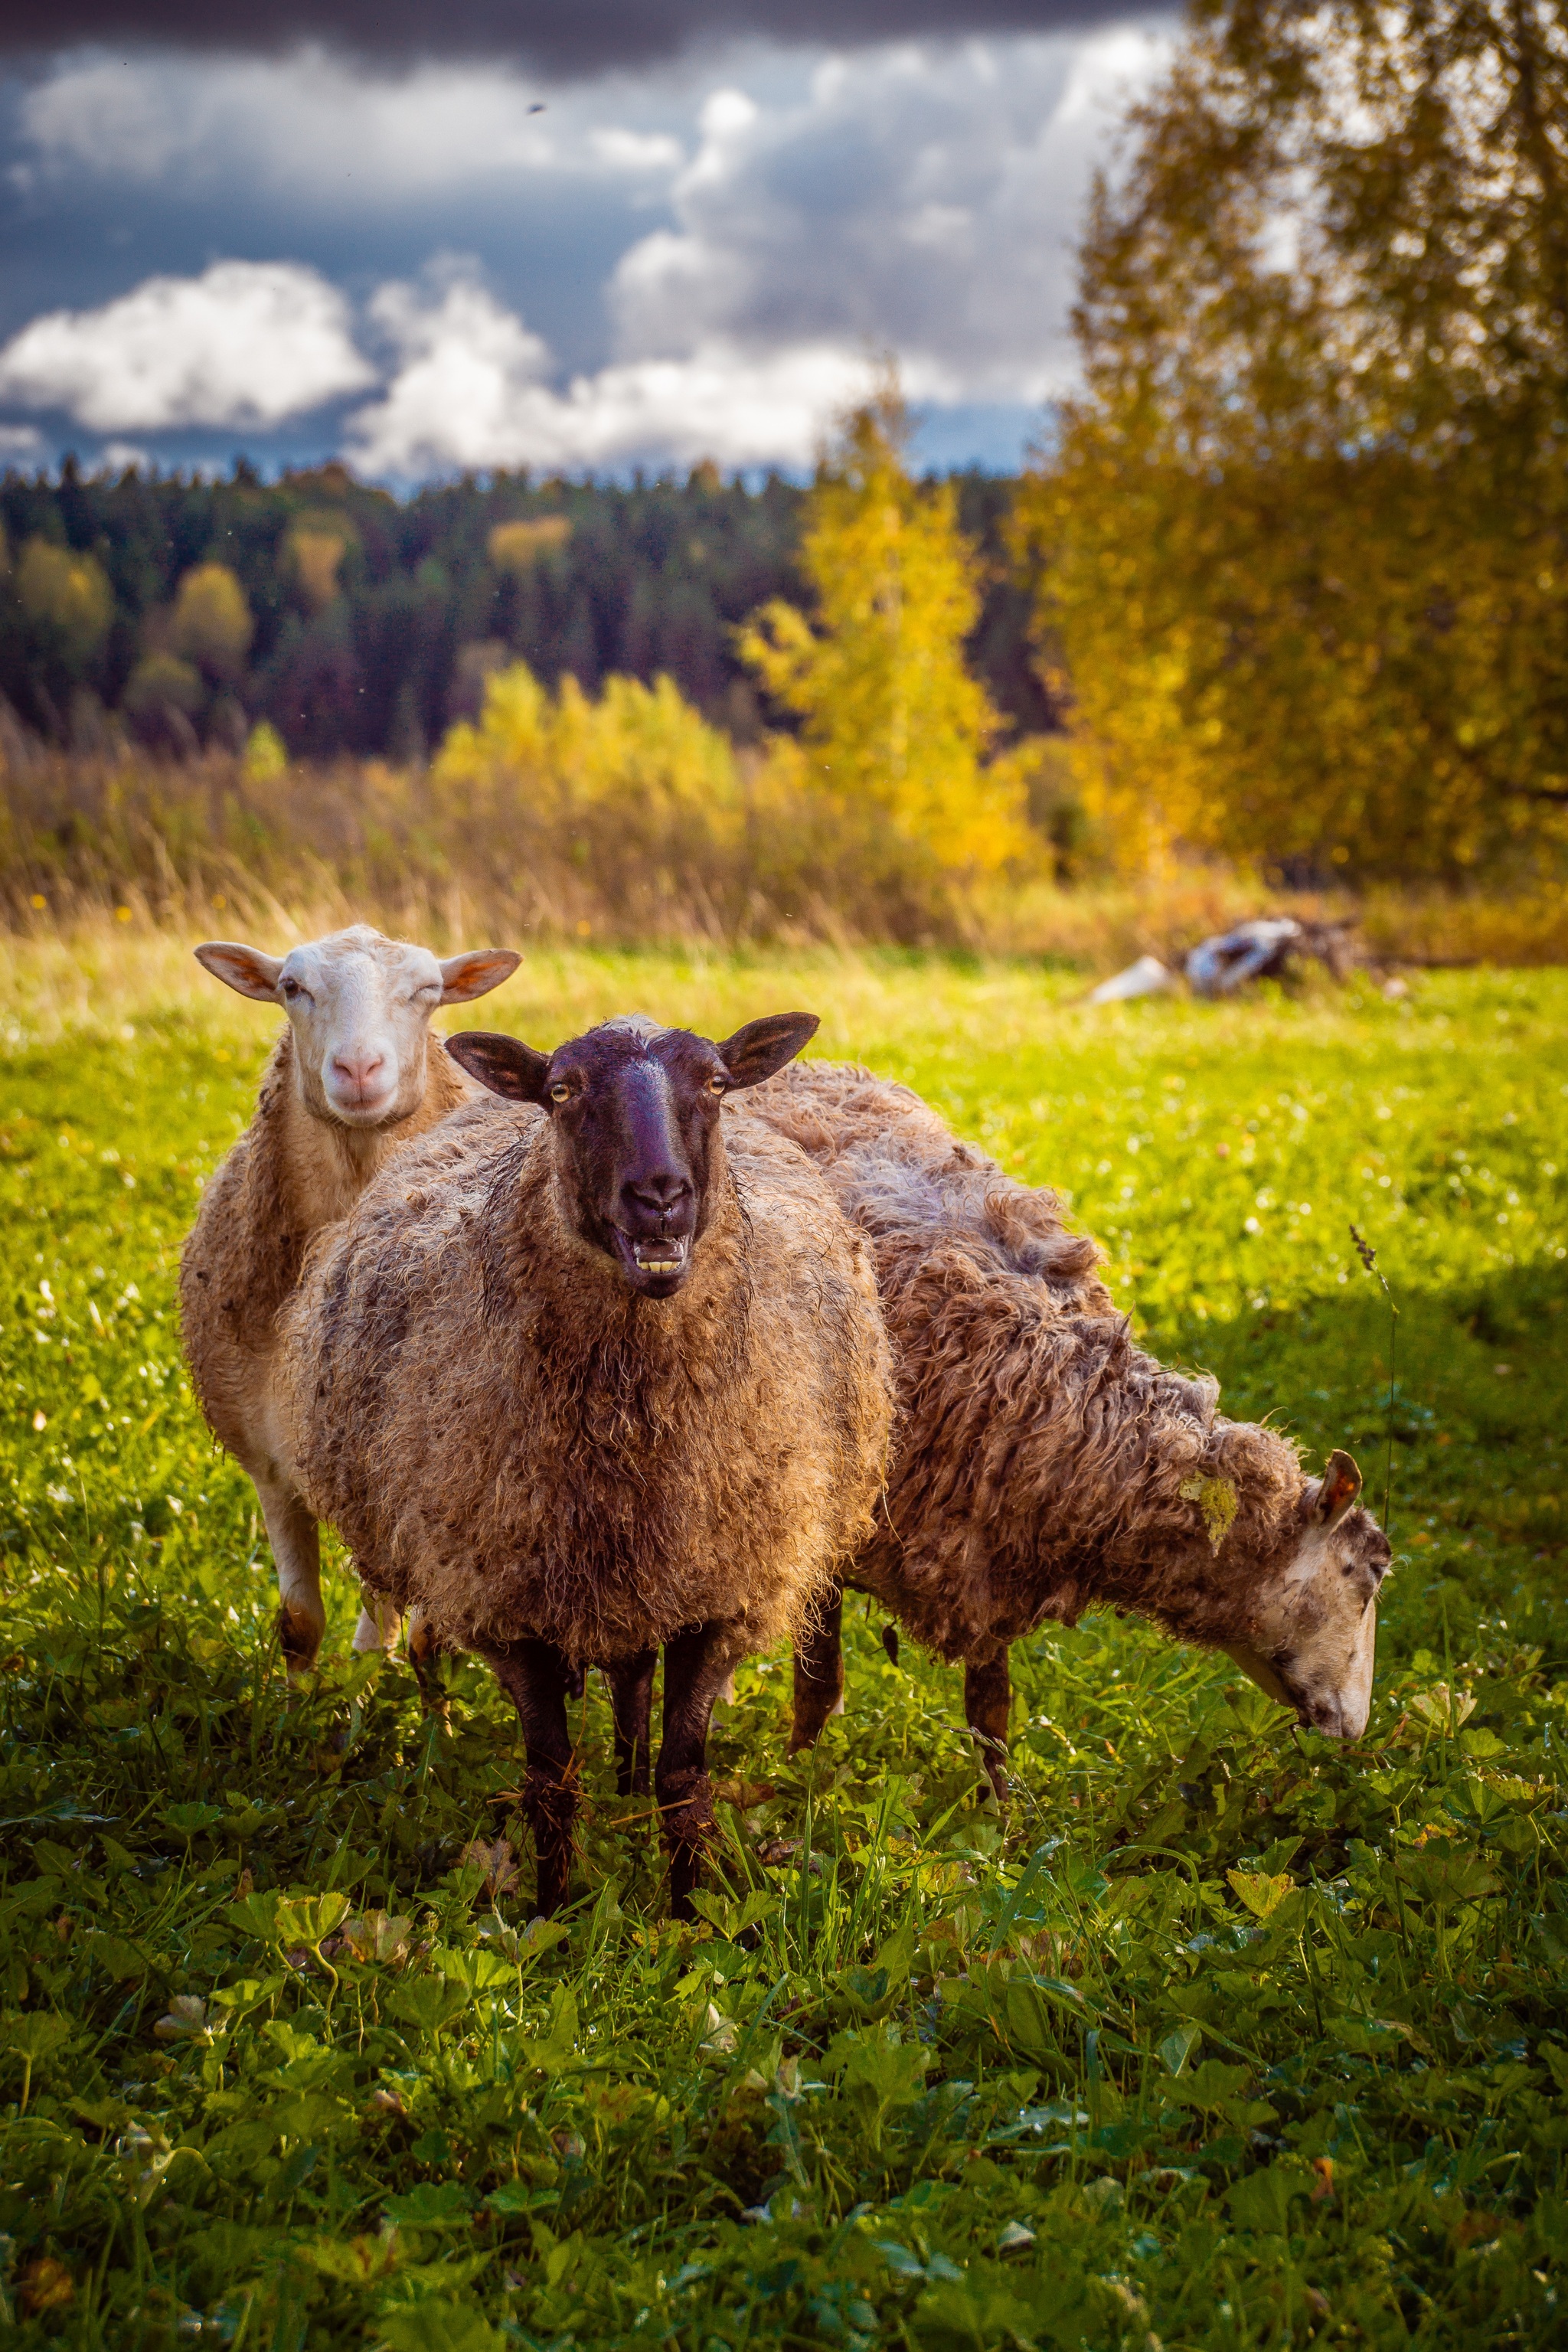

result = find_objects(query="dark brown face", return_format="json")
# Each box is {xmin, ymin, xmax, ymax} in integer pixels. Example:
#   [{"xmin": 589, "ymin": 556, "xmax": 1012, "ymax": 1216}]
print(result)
[
  {"xmin": 541, "ymin": 1024, "xmax": 725, "ymax": 1295},
  {"xmin": 446, "ymin": 1011, "xmax": 819, "ymax": 1298}
]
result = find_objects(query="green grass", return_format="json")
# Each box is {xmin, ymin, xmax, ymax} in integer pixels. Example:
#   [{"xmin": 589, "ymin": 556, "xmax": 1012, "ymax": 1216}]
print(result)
[{"xmin": 4, "ymin": 953, "xmax": 1568, "ymax": 2351}]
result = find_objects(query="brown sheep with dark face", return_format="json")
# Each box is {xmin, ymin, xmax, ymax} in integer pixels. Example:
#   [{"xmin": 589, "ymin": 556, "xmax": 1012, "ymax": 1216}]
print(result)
[
  {"xmin": 734, "ymin": 1061, "xmax": 1392, "ymax": 1792},
  {"xmin": 278, "ymin": 1014, "xmax": 893, "ymax": 1915}
]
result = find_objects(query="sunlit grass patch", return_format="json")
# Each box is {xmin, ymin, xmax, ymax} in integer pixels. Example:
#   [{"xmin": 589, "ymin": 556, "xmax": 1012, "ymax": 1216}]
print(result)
[{"xmin": 2, "ymin": 955, "xmax": 1567, "ymax": 2347}]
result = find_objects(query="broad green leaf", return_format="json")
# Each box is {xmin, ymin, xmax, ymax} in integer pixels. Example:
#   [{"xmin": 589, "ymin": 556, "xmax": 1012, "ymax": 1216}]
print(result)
[
  {"xmin": 383, "ymin": 2182, "xmax": 476, "ymax": 2230},
  {"xmin": 484, "ymin": 2180, "xmax": 538, "ymax": 2217},
  {"xmin": 374, "ymin": 2301, "xmax": 502, "ymax": 2352},
  {"xmin": 1398, "ymin": 1847, "xmax": 1500, "ymax": 1906},
  {"xmin": 1226, "ymin": 2165, "xmax": 1305, "ymax": 2235},
  {"xmin": 295, "ymin": 2235, "xmax": 399, "ymax": 2284},
  {"xmin": 229, "ymin": 1892, "xmax": 282, "ymax": 1942},
  {"xmin": 273, "ymin": 1893, "xmax": 352, "ymax": 1949},
  {"xmin": 3, "ymin": 2012, "xmax": 70, "ymax": 2060},
  {"xmin": 1157, "ymin": 2024, "xmax": 1201, "ymax": 2076},
  {"xmin": 87, "ymin": 1931, "xmax": 149, "ymax": 1980},
  {"xmin": 432, "ymin": 1946, "xmax": 512, "ymax": 1994},
  {"xmin": 386, "ymin": 1978, "xmax": 472, "ymax": 2037},
  {"xmin": 165, "ymin": 1802, "xmax": 224, "ymax": 1837}
]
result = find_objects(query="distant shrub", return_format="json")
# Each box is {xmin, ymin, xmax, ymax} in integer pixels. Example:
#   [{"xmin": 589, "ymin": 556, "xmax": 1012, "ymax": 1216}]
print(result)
[
  {"xmin": 17, "ymin": 541, "xmax": 113, "ymax": 668},
  {"xmin": 170, "ymin": 564, "xmax": 253, "ymax": 685},
  {"xmin": 488, "ymin": 516, "xmax": 571, "ymax": 573}
]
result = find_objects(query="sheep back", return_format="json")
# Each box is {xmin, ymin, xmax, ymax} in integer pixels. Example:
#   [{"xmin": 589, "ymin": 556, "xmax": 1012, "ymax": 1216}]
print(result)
[
  {"xmin": 279, "ymin": 1100, "xmax": 892, "ymax": 1668},
  {"xmin": 742, "ymin": 1059, "xmax": 1112, "ymax": 1303},
  {"xmin": 742, "ymin": 1061, "xmax": 1305, "ymax": 1659}
]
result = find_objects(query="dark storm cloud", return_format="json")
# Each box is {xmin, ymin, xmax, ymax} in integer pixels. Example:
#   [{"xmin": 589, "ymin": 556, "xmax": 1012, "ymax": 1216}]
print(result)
[{"xmin": 0, "ymin": 0, "xmax": 1135, "ymax": 74}]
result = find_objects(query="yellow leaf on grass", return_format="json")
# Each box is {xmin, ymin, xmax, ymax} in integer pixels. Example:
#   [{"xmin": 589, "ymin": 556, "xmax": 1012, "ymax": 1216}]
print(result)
[
  {"xmin": 1180, "ymin": 1474, "xmax": 1239, "ymax": 1553},
  {"xmin": 1227, "ymin": 1870, "xmax": 1293, "ymax": 1919}
]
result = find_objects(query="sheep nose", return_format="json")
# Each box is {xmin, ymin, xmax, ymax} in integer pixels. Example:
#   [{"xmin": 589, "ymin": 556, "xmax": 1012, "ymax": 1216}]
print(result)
[
  {"xmin": 626, "ymin": 1171, "xmax": 692, "ymax": 1223},
  {"xmin": 332, "ymin": 1050, "xmax": 386, "ymax": 1089}
]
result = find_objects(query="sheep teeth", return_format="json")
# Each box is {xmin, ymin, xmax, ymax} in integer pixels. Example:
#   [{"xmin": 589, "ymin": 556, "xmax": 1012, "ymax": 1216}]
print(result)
[{"xmin": 632, "ymin": 1236, "xmax": 690, "ymax": 1273}]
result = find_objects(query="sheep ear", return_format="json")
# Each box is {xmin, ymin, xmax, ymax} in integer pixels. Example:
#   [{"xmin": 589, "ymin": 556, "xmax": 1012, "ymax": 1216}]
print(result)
[
  {"xmin": 194, "ymin": 941, "xmax": 283, "ymax": 1001},
  {"xmin": 1315, "ymin": 1449, "xmax": 1363, "ymax": 1527},
  {"xmin": 445, "ymin": 1030, "xmax": 552, "ymax": 1103},
  {"xmin": 438, "ymin": 949, "xmax": 521, "ymax": 1004},
  {"xmin": 714, "ymin": 1012, "xmax": 820, "ymax": 1090}
]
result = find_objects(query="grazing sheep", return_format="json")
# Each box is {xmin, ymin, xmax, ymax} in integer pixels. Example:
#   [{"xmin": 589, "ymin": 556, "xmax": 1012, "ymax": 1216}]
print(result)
[
  {"xmin": 737, "ymin": 1062, "xmax": 1391, "ymax": 1791},
  {"xmin": 277, "ymin": 1013, "xmax": 892, "ymax": 1914},
  {"xmin": 178, "ymin": 924, "xmax": 518, "ymax": 1671}
]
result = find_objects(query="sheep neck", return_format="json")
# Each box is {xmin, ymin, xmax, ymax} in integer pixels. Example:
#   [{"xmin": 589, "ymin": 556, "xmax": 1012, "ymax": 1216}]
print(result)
[
  {"xmin": 1067, "ymin": 1462, "xmax": 1307, "ymax": 1648},
  {"xmin": 482, "ymin": 1122, "xmax": 753, "ymax": 1397},
  {"xmin": 273, "ymin": 1027, "xmax": 466, "ymax": 1235}
]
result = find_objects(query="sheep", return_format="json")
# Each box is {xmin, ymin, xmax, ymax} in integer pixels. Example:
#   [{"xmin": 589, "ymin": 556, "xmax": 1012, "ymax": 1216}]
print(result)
[
  {"xmin": 734, "ymin": 1060, "xmax": 1392, "ymax": 1793},
  {"xmin": 276, "ymin": 1011, "xmax": 893, "ymax": 1915},
  {"xmin": 178, "ymin": 923, "xmax": 519, "ymax": 1672}
]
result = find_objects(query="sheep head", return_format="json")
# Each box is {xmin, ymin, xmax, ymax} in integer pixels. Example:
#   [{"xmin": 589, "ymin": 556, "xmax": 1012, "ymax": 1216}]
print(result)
[
  {"xmin": 194, "ymin": 925, "xmax": 518, "ymax": 1127},
  {"xmin": 447, "ymin": 1011, "xmax": 819, "ymax": 1298},
  {"xmin": 1221, "ymin": 1450, "xmax": 1390, "ymax": 1740}
]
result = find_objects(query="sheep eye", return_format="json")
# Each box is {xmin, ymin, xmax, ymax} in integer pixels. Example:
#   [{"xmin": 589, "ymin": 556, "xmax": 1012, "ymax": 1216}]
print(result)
[
  {"xmin": 707, "ymin": 1074, "xmax": 727, "ymax": 1096},
  {"xmin": 550, "ymin": 1082, "xmax": 571, "ymax": 1104}
]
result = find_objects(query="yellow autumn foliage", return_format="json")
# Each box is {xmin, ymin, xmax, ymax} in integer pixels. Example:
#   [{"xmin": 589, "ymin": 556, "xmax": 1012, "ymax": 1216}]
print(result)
[
  {"xmin": 433, "ymin": 662, "xmax": 743, "ymax": 839},
  {"xmin": 1024, "ymin": 0, "xmax": 1568, "ymax": 881},
  {"xmin": 739, "ymin": 385, "xmax": 1031, "ymax": 875}
]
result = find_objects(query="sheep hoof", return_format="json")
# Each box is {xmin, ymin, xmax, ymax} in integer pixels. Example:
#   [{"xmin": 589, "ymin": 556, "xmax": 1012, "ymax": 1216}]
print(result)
[
  {"xmin": 277, "ymin": 1606, "xmax": 322, "ymax": 1677},
  {"xmin": 881, "ymin": 1624, "xmax": 900, "ymax": 1664}
]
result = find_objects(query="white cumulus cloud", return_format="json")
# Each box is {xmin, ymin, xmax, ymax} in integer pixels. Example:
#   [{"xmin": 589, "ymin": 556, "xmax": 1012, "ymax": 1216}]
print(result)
[
  {"xmin": 0, "ymin": 28, "xmax": 1176, "ymax": 473},
  {"xmin": 609, "ymin": 31, "xmax": 1171, "ymax": 403},
  {"xmin": 0, "ymin": 260, "xmax": 375, "ymax": 432},
  {"xmin": 20, "ymin": 48, "xmax": 675, "ymax": 198},
  {"xmin": 348, "ymin": 266, "xmax": 866, "ymax": 475}
]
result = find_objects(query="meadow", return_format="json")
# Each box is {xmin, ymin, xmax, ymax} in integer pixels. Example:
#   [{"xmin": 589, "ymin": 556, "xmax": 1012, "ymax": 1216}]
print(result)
[{"xmin": 2, "ymin": 942, "xmax": 1568, "ymax": 2350}]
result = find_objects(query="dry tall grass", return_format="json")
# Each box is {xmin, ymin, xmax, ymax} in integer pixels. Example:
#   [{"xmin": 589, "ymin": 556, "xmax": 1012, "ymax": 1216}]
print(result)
[{"xmin": 5, "ymin": 729, "xmax": 1567, "ymax": 994}]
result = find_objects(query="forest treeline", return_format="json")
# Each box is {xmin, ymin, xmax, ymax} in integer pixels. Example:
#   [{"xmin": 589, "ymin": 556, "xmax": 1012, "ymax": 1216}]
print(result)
[
  {"xmin": 1, "ymin": 394, "xmax": 1096, "ymax": 949},
  {"xmin": 0, "ymin": 456, "xmax": 1051, "ymax": 766}
]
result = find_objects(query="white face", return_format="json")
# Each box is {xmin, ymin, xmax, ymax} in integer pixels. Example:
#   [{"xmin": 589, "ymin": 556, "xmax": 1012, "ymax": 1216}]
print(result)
[
  {"xmin": 277, "ymin": 933, "xmax": 444, "ymax": 1123},
  {"xmin": 1221, "ymin": 1454, "xmax": 1391, "ymax": 1740},
  {"xmin": 194, "ymin": 924, "xmax": 519, "ymax": 1129}
]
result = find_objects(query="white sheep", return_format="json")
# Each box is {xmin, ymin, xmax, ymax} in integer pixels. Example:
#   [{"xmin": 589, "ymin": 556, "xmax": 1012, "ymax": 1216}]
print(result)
[{"xmin": 178, "ymin": 923, "xmax": 518, "ymax": 1670}]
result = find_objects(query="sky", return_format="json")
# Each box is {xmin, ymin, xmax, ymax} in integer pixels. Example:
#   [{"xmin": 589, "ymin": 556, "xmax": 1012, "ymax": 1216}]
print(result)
[{"xmin": 0, "ymin": 2, "xmax": 1171, "ymax": 485}]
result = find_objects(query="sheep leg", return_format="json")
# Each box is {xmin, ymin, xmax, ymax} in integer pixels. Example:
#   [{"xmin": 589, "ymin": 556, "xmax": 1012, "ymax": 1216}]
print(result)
[
  {"xmin": 789, "ymin": 1586, "xmax": 844, "ymax": 1752},
  {"xmin": 252, "ymin": 1465, "xmax": 325, "ymax": 1674},
  {"xmin": 606, "ymin": 1648, "xmax": 658, "ymax": 1797},
  {"xmin": 656, "ymin": 1622, "xmax": 740, "ymax": 1921},
  {"xmin": 482, "ymin": 1637, "xmax": 578, "ymax": 1916},
  {"xmin": 964, "ymin": 1645, "xmax": 1012, "ymax": 1805},
  {"xmin": 352, "ymin": 1589, "xmax": 401, "ymax": 1655},
  {"xmin": 407, "ymin": 1611, "xmax": 450, "ymax": 1724}
]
